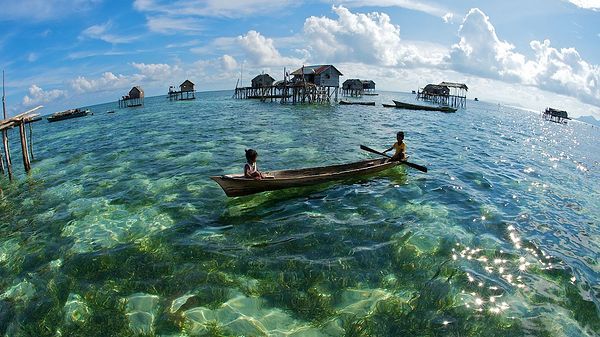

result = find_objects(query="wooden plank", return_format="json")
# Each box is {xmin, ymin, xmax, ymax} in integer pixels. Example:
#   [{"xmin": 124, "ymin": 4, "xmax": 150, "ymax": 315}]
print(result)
[{"xmin": 0, "ymin": 105, "xmax": 43, "ymax": 125}]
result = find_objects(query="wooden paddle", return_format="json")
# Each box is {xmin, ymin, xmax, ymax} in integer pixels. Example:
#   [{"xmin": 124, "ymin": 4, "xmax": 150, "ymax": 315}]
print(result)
[{"xmin": 360, "ymin": 145, "xmax": 428, "ymax": 173}]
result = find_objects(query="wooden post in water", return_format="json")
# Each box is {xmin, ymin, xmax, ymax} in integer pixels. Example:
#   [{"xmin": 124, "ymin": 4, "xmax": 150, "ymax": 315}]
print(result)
[
  {"xmin": 2, "ymin": 129, "xmax": 12, "ymax": 180},
  {"xmin": 0, "ymin": 148, "xmax": 4, "ymax": 175},
  {"xmin": 28, "ymin": 122, "xmax": 34, "ymax": 160},
  {"xmin": 2, "ymin": 70, "xmax": 12, "ymax": 180},
  {"xmin": 19, "ymin": 121, "xmax": 31, "ymax": 172}
]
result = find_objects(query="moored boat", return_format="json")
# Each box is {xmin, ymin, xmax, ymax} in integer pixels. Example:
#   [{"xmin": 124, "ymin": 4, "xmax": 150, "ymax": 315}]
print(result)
[
  {"xmin": 47, "ymin": 108, "xmax": 91, "ymax": 122},
  {"xmin": 339, "ymin": 100, "xmax": 376, "ymax": 106},
  {"xmin": 211, "ymin": 158, "xmax": 400, "ymax": 197},
  {"xmin": 391, "ymin": 100, "xmax": 457, "ymax": 113}
]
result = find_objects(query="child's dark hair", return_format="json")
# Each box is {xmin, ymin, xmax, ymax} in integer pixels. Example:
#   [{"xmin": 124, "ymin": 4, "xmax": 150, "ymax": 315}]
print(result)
[
  {"xmin": 245, "ymin": 149, "xmax": 258, "ymax": 162},
  {"xmin": 397, "ymin": 131, "xmax": 404, "ymax": 138}
]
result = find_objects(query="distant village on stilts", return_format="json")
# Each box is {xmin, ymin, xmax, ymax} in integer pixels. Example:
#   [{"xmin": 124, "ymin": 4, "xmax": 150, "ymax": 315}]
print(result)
[{"xmin": 0, "ymin": 62, "xmax": 575, "ymax": 181}]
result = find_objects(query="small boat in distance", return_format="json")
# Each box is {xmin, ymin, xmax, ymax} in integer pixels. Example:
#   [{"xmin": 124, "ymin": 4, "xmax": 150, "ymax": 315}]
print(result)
[
  {"xmin": 412, "ymin": 90, "xmax": 417, "ymax": 94},
  {"xmin": 339, "ymin": 100, "xmax": 376, "ymax": 106},
  {"xmin": 107, "ymin": 110, "xmax": 115, "ymax": 114},
  {"xmin": 47, "ymin": 108, "xmax": 91, "ymax": 122},
  {"xmin": 211, "ymin": 158, "xmax": 400, "ymax": 197},
  {"xmin": 386, "ymin": 100, "xmax": 457, "ymax": 113},
  {"xmin": 363, "ymin": 92, "xmax": 379, "ymax": 96},
  {"xmin": 474, "ymin": 97, "xmax": 479, "ymax": 101}
]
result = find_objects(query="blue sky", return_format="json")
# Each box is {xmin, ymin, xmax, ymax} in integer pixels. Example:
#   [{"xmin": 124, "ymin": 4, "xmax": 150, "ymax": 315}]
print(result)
[{"xmin": 1, "ymin": 0, "xmax": 599, "ymax": 118}]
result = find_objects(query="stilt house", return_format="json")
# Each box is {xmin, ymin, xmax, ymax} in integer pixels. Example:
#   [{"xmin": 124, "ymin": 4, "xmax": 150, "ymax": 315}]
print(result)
[
  {"xmin": 251, "ymin": 74, "xmax": 275, "ymax": 88},
  {"xmin": 119, "ymin": 86, "xmax": 144, "ymax": 107}
]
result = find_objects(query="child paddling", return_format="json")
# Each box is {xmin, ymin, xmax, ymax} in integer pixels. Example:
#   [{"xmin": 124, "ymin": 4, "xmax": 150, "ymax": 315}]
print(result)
[{"xmin": 383, "ymin": 131, "xmax": 406, "ymax": 161}]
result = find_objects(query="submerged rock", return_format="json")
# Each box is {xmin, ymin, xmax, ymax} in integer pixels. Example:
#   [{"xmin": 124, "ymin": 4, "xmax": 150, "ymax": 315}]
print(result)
[
  {"xmin": 63, "ymin": 293, "xmax": 91, "ymax": 325},
  {"xmin": 1, "ymin": 280, "xmax": 36, "ymax": 303},
  {"xmin": 124, "ymin": 293, "xmax": 160, "ymax": 335}
]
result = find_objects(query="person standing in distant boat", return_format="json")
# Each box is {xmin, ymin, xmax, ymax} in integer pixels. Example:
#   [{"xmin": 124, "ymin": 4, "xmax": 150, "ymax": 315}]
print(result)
[
  {"xmin": 383, "ymin": 131, "xmax": 406, "ymax": 161},
  {"xmin": 244, "ymin": 149, "xmax": 265, "ymax": 180}
]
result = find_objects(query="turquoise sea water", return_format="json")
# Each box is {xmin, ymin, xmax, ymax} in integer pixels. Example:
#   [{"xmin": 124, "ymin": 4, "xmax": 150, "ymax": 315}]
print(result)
[{"xmin": 0, "ymin": 91, "xmax": 598, "ymax": 336}]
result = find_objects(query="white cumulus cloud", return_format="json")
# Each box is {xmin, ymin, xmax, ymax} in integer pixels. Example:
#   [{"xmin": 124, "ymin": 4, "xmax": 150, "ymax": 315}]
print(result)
[
  {"xmin": 236, "ymin": 30, "xmax": 304, "ymax": 67},
  {"xmin": 220, "ymin": 54, "xmax": 238, "ymax": 71},
  {"xmin": 70, "ymin": 72, "xmax": 137, "ymax": 94},
  {"xmin": 567, "ymin": 0, "xmax": 600, "ymax": 10},
  {"xmin": 303, "ymin": 6, "xmax": 444, "ymax": 67},
  {"xmin": 132, "ymin": 63, "xmax": 183, "ymax": 81},
  {"xmin": 447, "ymin": 8, "xmax": 600, "ymax": 106},
  {"xmin": 22, "ymin": 85, "xmax": 66, "ymax": 106}
]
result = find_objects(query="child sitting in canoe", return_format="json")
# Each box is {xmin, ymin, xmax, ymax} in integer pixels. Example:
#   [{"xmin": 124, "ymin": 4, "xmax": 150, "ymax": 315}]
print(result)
[
  {"xmin": 383, "ymin": 131, "xmax": 406, "ymax": 161},
  {"xmin": 244, "ymin": 149, "xmax": 265, "ymax": 180}
]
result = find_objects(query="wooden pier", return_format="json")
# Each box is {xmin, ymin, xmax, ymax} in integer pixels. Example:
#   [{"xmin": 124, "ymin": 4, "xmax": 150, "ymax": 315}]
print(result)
[
  {"xmin": 1, "ymin": 106, "xmax": 42, "ymax": 180},
  {"xmin": 233, "ymin": 65, "xmax": 341, "ymax": 104},
  {"xmin": 417, "ymin": 82, "xmax": 468, "ymax": 109},
  {"xmin": 234, "ymin": 82, "xmax": 337, "ymax": 104}
]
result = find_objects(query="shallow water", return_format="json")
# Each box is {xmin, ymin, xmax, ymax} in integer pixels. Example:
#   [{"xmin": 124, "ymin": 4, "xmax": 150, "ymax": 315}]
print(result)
[{"xmin": 0, "ymin": 91, "xmax": 598, "ymax": 336}]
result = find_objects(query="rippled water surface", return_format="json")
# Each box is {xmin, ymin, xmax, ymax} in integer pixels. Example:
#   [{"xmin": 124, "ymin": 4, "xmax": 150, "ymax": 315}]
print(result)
[{"xmin": 1, "ymin": 91, "xmax": 598, "ymax": 336}]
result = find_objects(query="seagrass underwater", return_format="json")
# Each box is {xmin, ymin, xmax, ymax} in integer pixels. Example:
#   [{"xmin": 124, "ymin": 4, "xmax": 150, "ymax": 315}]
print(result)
[{"xmin": 0, "ymin": 91, "xmax": 598, "ymax": 336}]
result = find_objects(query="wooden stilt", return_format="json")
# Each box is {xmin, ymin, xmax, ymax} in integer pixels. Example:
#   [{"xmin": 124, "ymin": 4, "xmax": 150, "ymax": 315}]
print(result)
[
  {"xmin": 0, "ymin": 151, "xmax": 5, "ymax": 175},
  {"xmin": 19, "ymin": 122, "xmax": 31, "ymax": 173},
  {"xmin": 2, "ymin": 130, "xmax": 12, "ymax": 180},
  {"xmin": 28, "ymin": 121, "xmax": 34, "ymax": 161}
]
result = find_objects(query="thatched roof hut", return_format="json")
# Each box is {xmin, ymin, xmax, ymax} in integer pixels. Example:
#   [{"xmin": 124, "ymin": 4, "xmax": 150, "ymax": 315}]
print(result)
[
  {"xmin": 342, "ymin": 79, "xmax": 363, "ymax": 91},
  {"xmin": 362, "ymin": 80, "xmax": 376, "ymax": 90},
  {"xmin": 251, "ymin": 74, "xmax": 275, "ymax": 88},
  {"xmin": 439, "ymin": 82, "xmax": 468, "ymax": 91},
  {"xmin": 422, "ymin": 84, "xmax": 449, "ymax": 96}
]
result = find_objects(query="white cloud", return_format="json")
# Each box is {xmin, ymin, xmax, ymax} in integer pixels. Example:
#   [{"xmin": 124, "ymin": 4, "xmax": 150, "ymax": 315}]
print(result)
[
  {"xmin": 442, "ymin": 12, "xmax": 454, "ymax": 23},
  {"xmin": 0, "ymin": 0, "xmax": 101, "ymax": 22},
  {"xmin": 80, "ymin": 21, "xmax": 138, "ymax": 44},
  {"xmin": 70, "ymin": 72, "xmax": 138, "ymax": 94},
  {"xmin": 331, "ymin": 0, "xmax": 454, "ymax": 19},
  {"xmin": 303, "ymin": 6, "xmax": 444, "ymax": 67},
  {"xmin": 132, "ymin": 62, "xmax": 183, "ymax": 81},
  {"xmin": 220, "ymin": 55, "xmax": 238, "ymax": 71},
  {"xmin": 22, "ymin": 85, "xmax": 66, "ymax": 106},
  {"xmin": 447, "ymin": 8, "xmax": 600, "ymax": 106},
  {"xmin": 133, "ymin": 0, "xmax": 297, "ymax": 18},
  {"xmin": 236, "ymin": 30, "xmax": 304, "ymax": 67},
  {"xmin": 567, "ymin": 0, "xmax": 600, "ymax": 10},
  {"xmin": 146, "ymin": 16, "xmax": 204, "ymax": 34}
]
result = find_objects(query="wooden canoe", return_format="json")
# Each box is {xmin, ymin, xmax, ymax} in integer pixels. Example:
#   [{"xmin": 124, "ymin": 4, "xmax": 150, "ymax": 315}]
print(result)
[
  {"xmin": 392, "ymin": 100, "xmax": 457, "ymax": 113},
  {"xmin": 211, "ymin": 158, "xmax": 400, "ymax": 197},
  {"xmin": 339, "ymin": 100, "xmax": 376, "ymax": 106}
]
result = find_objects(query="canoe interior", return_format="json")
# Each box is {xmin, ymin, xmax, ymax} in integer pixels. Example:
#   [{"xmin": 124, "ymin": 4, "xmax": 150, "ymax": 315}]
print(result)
[
  {"xmin": 226, "ymin": 158, "xmax": 390, "ymax": 179},
  {"xmin": 211, "ymin": 158, "xmax": 400, "ymax": 197}
]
